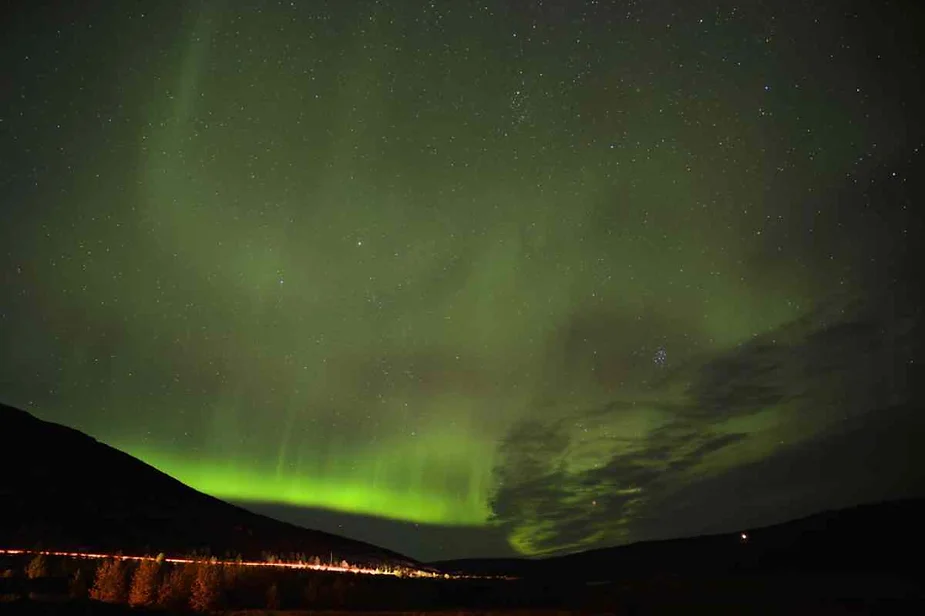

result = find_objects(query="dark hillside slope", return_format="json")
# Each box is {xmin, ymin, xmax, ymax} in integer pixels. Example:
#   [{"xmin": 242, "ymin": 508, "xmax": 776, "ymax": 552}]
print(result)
[
  {"xmin": 436, "ymin": 498, "xmax": 925, "ymax": 580},
  {"xmin": 0, "ymin": 403, "xmax": 417, "ymax": 568}
]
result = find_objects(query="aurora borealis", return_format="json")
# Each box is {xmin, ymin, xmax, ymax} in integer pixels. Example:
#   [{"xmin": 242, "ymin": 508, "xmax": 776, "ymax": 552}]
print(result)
[{"xmin": 2, "ymin": 0, "xmax": 923, "ymax": 561}]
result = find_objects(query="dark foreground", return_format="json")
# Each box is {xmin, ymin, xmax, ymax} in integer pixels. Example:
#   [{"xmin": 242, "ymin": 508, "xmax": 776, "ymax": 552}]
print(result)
[
  {"xmin": 1, "ymin": 569, "xmax": 922, "ymax": 615},
  {"xmin": 2, "ymin": 498, "xmax": 924, "ymax": 614},
  {"xmin": 2, "ymin": 401, "xmax": 922, "ymax": 614}
]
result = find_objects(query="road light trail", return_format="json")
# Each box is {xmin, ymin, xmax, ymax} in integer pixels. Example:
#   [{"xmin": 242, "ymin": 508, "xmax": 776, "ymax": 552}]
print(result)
[{"xmin": 0, "ymin": 548, "xmax": 515, "ymax": 580}]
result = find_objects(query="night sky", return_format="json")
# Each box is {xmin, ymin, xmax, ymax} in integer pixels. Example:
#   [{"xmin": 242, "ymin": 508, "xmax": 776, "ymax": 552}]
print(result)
[{"xmin": 2, "ymin": 0, "xmax": 924, "ymax": 562}]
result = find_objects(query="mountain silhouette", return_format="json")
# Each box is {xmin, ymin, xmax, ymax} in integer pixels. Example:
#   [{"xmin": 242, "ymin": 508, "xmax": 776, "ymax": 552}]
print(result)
[
  {"xmin": 435, "ymin": 498, "xmax": 925, "ymax": 580},
  {"xmin": 0, "ymin": 403, "xmax": 418, "ymax": 568}
]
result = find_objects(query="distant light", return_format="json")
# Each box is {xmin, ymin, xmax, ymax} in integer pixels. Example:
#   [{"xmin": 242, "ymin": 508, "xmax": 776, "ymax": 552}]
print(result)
[{"xmin": 740, "ymin": 532, "xmax": 748, "ymax": 542}]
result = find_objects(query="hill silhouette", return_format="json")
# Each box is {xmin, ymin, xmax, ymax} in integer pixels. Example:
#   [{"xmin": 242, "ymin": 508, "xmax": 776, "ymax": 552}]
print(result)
[
  {"xmin": 0, "ymin": 403, "xmax": 417, "ymax": 568},
  {"xmin": 2, "ymin": 403, "xmax": 924, "ymax": 612},
  {"xmin": 435, "ymin": 498, "xmax": 925, "ymax": 580}
]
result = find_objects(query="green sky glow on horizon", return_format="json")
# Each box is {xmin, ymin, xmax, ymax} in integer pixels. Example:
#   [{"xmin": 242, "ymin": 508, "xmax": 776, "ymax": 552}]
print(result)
[
  {"xmin": 117, "ymin": 1, "xmax": 810, "ymax": 531},
  {"xmin": 133, "ymin": 445, "xmax": 493, "ymax": 526},
  {"xmin": 2, "ymin": 0, "xmax": 921, "ymax": 560}
]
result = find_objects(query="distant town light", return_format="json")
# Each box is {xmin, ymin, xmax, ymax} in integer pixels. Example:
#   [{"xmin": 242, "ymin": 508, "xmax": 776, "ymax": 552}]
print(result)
[{"xmin": 740, "ymin": 532, "xmax": 748, "ymax": 542}]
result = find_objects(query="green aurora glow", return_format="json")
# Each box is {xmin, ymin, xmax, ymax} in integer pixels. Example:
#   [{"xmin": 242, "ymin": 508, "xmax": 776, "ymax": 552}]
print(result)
[{"xmin": 2, "ymin": 0, "xmax": 922, "ymax": 559}]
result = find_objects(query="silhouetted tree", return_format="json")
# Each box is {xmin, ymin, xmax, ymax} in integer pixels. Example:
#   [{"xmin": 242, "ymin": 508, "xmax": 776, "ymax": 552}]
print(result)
[
  {"xmin": 331, "ymin": 575, "xmax": 350, "ymax": 607},
  {"xmin": 0, "ymin": 569, "xmax": 16, "ymax": 602},
  {"xmin": 90, "ymin": 558, "xmax": 127, "ymax": 603},
  {"xmin": 24, "ymin": 554, "xmax": 50, "ymax": 600},
  {"xmin": 128, "ymin": 560, "xmax": 160, "ymax": 607},
  {"xmin": 222, "ymin": 563, "xmax": 241, "ymax": 596},
  {"xmin": 25, "ymin": 554, "xmax": 48, "ymax": 579},
  {"xmin": 69, "ymin": 568, "xmax": 89, "ymax": 600},
  {"xmin": 266, "ymin": 582, "xmax": 280, "ymax": 610},
  {"xmin": 304, "ymin": 575, "xmax": 320, "ymax": 606},
  {"xmin": 189, "ymin": 562, "xmax": 223, "ymax": 612},
  {"xmin": 156, "ymin": 564, "xmax": 192, "ymax": 610}
]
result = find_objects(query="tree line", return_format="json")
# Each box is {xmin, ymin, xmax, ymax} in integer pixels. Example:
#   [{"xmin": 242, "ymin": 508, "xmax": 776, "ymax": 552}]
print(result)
[
  {"xmin": 8, "ymin": 552, "xmax": 363, "ymax": 611},
  {"xmin": 6, "ymin": 552, "xmax": 551, "ymax": 611}
]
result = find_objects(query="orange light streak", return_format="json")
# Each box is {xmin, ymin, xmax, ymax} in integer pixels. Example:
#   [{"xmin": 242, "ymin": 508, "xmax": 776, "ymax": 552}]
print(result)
[{"xmin": 0, "ymin": 548, "xmax": 514, "ymax": 581}]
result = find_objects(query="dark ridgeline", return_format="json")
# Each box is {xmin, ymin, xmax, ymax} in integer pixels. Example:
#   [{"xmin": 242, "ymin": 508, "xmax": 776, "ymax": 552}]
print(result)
[
  {"xmin": 433, "ymin": 498, "xmax": 925, "ymax": 580},
  {"xmin": 0, "ymin": 402, "xmax": 418, "ymax": 569},
  {"xmin": 2, "ymin": 401, "xmax": 924, "ymax": 613},
  {"xmin": 430, "ymin": 499, "xmax": 925, "ymax": 612}
]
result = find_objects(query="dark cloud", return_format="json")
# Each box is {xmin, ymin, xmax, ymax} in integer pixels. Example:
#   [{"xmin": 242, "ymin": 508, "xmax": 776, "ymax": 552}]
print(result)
[
  {"xmin": 684, "ymin": 293, "xmax": 920, "ymax": 422},
  {"xmin": 489, "ymin": 282, "xmax": 923, "ymax": 553},
  {"xmin": 488, "ymin": 400, "xmax": 752, "ymax": 554},
  {"xmin": 687, "ymin": 341, "xmax": 789, "ymax": 418},
  {"xmin": 489, "ymin": 420, "xmax": 570, "ymax": 524},
  {"xmin": 633, "ymin": 402, "xmax": 925, "ymax": 542}
]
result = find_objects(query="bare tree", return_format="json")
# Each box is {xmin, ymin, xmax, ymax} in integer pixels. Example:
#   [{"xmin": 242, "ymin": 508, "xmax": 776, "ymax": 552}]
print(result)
[
  {"xmin": 69, "ymin": 568, "xmax": 89, "ymax": 600},
  {"xmin": 266, "ymin": 581, "xmax": 280, "ymax": 610},
  {"xmin": 90, "ymin": 559, "xmax": 127, "ymax": 604},
  {"xmin": 189, "ymin": 562, "xmax": 224, "ymax": 612},
  {"xmin": 128, "ymin": 560, "xmax": 160, "ymax": 607},
  {"xmin": 156, "ymin": 564, "xmax": 192, "ymax": 609},
  {"xmin": 25, "ymin": 554, "xmax": 48, "ymax": 579}
]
